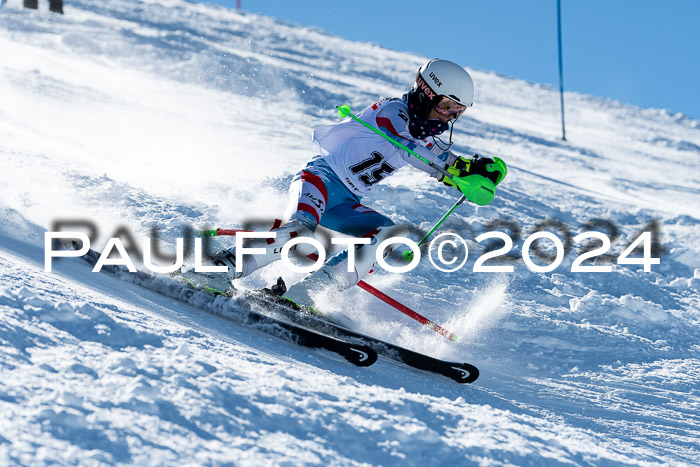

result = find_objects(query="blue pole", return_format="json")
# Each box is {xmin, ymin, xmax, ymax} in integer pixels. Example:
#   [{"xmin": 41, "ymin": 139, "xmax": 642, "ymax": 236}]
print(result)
[{"xmin": 557, "ymin": 0, "xmax": 567, "ymax": 141}]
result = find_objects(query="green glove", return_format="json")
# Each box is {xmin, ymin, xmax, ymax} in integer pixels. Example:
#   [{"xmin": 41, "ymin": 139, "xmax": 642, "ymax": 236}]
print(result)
[
  {"xmin": 442, "ymin": 154, "xmax": 508, "ymax": 205},
  {"xmin": 442, "ymin": 156, "xmax": 472, "ymax": 187}
]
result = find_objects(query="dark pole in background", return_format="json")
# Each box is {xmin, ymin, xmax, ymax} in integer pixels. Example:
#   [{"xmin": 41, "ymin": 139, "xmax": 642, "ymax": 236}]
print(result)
[{"xmin": 557, "ymin": 0, "xmax": 566, "ymax": 141}]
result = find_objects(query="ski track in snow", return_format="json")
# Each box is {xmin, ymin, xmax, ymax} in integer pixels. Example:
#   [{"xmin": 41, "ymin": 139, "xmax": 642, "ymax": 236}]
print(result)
[{"xmin": 1, "ymin": 0, "xmax": 699, "ymax": 465}]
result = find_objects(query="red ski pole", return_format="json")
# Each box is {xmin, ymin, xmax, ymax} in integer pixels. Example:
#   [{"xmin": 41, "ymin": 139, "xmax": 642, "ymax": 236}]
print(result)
[{"xmin": 355, "ymin": 281, "xmax": 456, "ymax": 341}]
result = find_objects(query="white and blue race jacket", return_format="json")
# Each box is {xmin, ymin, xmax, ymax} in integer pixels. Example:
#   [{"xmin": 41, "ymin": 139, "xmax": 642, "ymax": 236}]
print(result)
[{"xmin": 312, "ymin": 97, "xmax": 455, "ymax": 197}]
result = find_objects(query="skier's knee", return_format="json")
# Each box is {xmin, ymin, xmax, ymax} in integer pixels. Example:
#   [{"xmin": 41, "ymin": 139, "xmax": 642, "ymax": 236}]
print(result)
[{"xmin": 289, "ymin": 211, "xmax": 319, "ymax": 232}]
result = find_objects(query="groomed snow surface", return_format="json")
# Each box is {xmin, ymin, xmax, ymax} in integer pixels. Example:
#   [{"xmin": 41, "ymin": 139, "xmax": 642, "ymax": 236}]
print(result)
[{"xmin": 1, "ymin": 0, "xmax": 699, "ymax": 465}]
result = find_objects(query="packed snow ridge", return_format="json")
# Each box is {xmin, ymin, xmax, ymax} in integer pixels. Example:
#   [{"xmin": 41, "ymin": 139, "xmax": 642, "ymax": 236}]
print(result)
[{"xmin": 1, "ymin": 0, "xmax": 699, "ymax": 465}]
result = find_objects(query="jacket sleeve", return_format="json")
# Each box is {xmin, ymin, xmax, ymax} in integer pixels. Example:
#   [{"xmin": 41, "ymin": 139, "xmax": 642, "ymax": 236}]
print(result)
[{"xmin": 375, "ymin": 102, "xmax": 456, "ymax": 178}]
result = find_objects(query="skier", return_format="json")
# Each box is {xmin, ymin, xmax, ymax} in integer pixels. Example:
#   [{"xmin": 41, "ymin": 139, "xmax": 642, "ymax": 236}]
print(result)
[{"xmin": 192, "ymin": 59, "xmax": 506, "ymax": 308}]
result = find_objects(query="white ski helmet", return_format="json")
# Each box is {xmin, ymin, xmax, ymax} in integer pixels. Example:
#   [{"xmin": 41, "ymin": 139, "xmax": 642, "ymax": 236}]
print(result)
[
  {"xmin": 406, "ymin": 59, "xmax": 474, "ymax": 139},
  {"xmin": 418, "ymin": 59, "xmax": 474, "ymax": 107}
]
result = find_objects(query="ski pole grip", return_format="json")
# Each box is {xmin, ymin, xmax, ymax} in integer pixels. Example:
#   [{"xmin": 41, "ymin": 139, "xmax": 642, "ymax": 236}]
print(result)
[
  {"xmin": 337, "ymin": 104, "xmax": 351, "ymax": 118},
  {"xmin": 198, "ymin": 229, "xmax": 219, "ymax": 237}
]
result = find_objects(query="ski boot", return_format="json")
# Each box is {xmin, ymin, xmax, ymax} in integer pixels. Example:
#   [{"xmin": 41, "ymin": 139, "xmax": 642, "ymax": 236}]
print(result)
[{"xmin": 260, "ymin": 277, "xmax": 327, "ymax": 316}]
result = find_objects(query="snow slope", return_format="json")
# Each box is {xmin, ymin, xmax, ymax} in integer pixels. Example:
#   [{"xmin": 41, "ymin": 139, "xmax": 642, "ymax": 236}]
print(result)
[{"xmin": 1, "ymin": 0, "xmax": 699, "ymax": 464}]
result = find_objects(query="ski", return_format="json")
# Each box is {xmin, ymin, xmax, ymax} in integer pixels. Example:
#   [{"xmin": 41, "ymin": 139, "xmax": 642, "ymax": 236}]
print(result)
[
  {"xmin": 245, "ymin": 293, "xmax": 479, "ymax": 384},
  {"xmin": 178, "ymin": 276, "xmax": 479, "ymax": 384},
  {"xmin": 70, "ymin": 247, "xmax": 478, "ymax": 383},
  {"xmin": 73, "ymin": 248, "xmax": 377, "ymax": 368}
]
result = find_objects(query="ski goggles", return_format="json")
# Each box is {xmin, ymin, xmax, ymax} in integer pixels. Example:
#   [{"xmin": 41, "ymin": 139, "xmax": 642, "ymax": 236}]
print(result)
[{"xmin": 433, "ymin": 96, "xmax": 467, "ymax": 118}]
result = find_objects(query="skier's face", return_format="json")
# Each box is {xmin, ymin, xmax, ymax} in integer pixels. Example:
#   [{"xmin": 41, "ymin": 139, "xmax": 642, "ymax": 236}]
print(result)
[
  {"xmin": 427, "ymin": 107, "xmax": 453, "ymax": 122},
  {"xmin": 429, "ymin": 96, "xmax": 467, "ymax": 122}
]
